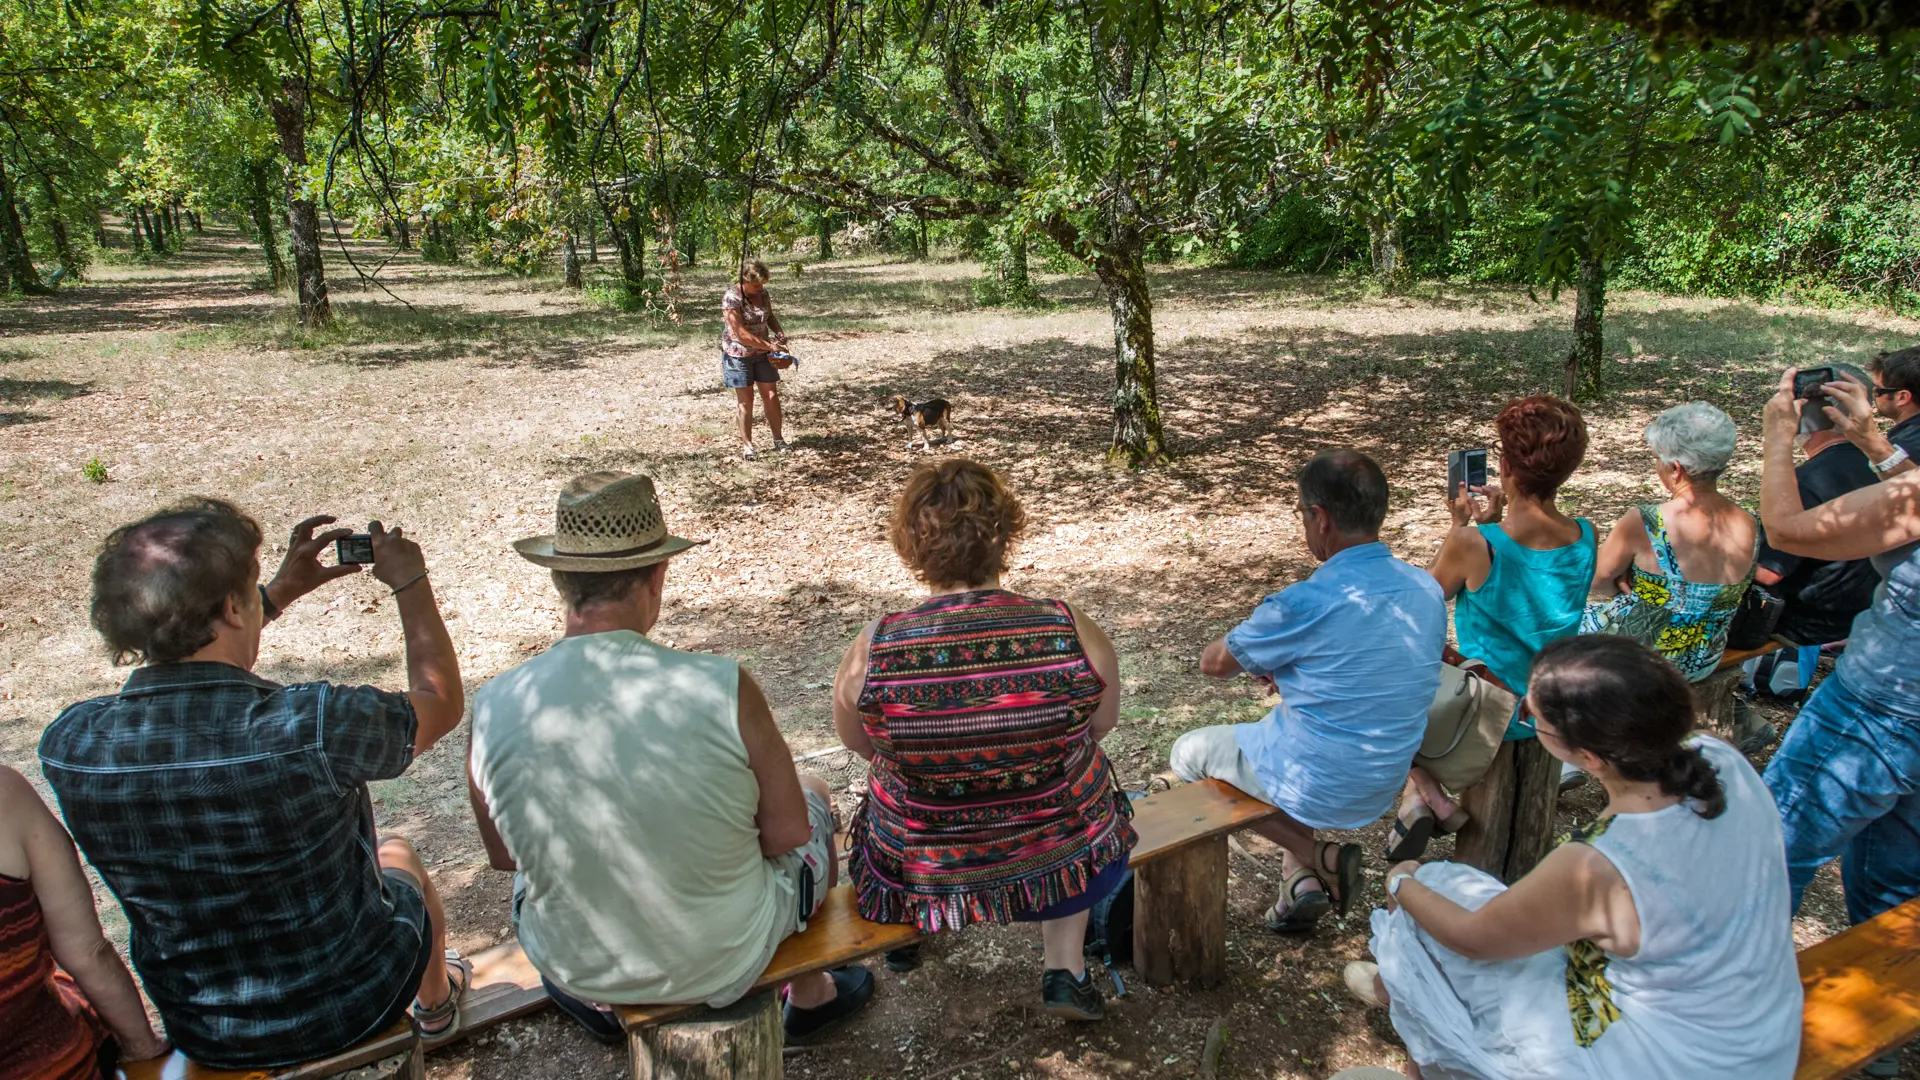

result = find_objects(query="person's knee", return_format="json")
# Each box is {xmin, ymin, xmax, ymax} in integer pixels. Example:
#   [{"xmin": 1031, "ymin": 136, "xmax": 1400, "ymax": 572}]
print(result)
[
  {"xmin": 797, "ymin": 771, "xmax": 831, "ymax": 799},
  {"xmin": 1168, "ymin": 729, "xmax": 1210, "ymax": 782},
  {"xmin": 758, "ymin": 383, "xmax": 780, "ymax": 401},
  {"xmin": 378, "ymin": 835, "xmax": 420, "ymax": 868}
]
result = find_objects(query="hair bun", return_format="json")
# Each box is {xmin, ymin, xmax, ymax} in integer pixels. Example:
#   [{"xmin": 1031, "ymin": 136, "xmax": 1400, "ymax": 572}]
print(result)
[{"xmin": 1656, "ymin": 744, "xmax": 1726, "ymax": 820}]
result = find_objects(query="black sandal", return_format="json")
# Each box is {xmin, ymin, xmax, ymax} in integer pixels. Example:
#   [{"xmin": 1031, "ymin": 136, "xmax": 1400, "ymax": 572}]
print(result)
[
  {"xmin": 1383, "ymin": 805, "xmax": 1436, "ymax": 863},
  {"xmin": 1317, "ymin": 841, "xmax": 1365, "ymax": 916},
  {"xmin": 1263, "ymin": 866, "xmax": 1331, "ymax": 933}
]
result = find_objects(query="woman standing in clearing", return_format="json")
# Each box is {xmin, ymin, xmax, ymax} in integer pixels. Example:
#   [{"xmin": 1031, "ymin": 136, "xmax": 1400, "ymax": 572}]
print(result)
[{"xmin": 720, "ymin": 259, "xmax": 789, "ymax": 459}]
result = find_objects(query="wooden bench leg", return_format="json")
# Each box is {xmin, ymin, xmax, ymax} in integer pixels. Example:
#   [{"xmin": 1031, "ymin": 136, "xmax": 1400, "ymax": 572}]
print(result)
[
  {"xmin": 631, "ymin": 990, "xmax": 782, "ymax": 1080},
  {"xmin": 1455, "ymin": 736, "xmax": 1561, "ymax": 884},
  {"xmin": 1690, "ymin": 665, "xmax": 1745, "ymax": 739},
  {"xmin": 1133, "ymin": 833, "xmax": 1228, "ymax": 989}
]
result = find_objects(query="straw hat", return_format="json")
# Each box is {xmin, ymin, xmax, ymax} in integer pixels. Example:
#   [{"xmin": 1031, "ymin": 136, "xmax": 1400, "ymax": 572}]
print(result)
[{"xmin": 512, "ymin": 472, "xmax": 705, "ymax": 572}]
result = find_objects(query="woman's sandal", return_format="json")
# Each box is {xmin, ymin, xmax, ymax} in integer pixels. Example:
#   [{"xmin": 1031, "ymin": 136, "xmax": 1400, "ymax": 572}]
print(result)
[
  {"xmin": 1316, "ymin": 840, "xmax": 1365, "ymax": 917},
  {"xmin": 411, "ymin": 949, "xmax": 473, "ymax": 1048},
  {"xmin": 1263, "ymin": 865, "xmax": 1331, "ymax": 933},
  {"xmin": 1383, "ymin": 805, "xmax": 1437, "ymax": 863}
]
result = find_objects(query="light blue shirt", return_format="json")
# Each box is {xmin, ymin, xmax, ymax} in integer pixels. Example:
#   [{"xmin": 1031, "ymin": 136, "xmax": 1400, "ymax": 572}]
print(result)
[{"xmin": 1227, "ymin": 542, "xmax": 1447, "ymax": 830}]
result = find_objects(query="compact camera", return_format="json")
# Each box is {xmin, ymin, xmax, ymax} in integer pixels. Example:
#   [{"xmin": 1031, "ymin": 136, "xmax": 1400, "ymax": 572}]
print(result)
[{"xmin": 335, "ymin": 535, "xmax": 376, "ymax": 565}]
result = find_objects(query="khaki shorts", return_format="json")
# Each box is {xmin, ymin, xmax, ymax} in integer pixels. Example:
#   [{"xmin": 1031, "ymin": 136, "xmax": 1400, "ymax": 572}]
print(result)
[
  {"xmin": 768, "ymin": 785, "xmax": 835, "ymax": 935},
  {"xmin": 1169, "ymin": 724, "xmax": 1277, "ymax": 804}
]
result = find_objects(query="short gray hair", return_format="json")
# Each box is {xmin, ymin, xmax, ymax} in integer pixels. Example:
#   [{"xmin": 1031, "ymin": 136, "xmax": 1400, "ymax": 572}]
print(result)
[{"xmin": 1644, "ymin": 403, "xmax": 1736, "ymax": 481}]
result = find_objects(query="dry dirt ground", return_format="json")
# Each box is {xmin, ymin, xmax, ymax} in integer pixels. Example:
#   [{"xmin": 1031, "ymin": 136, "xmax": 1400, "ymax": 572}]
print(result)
[{"xmin": 2, "ymin": 226, "xmax": 1915, "ymax": 1079}]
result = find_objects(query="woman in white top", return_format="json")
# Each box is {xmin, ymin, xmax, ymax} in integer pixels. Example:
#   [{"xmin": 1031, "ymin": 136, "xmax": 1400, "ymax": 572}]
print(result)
[{"xmin": 1347, "ymin": 634, "xmax": 1801, "ymax": 1079}]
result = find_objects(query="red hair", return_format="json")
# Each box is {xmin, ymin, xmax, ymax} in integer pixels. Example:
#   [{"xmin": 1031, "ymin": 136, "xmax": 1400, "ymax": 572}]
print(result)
[
  {"xmin": 1497, "ymin": 395, "xmax": 1588, "ymax": 501},
  {"xmin": 889, "ymin": 458, "xmax": 1025, "ymax": 587}
]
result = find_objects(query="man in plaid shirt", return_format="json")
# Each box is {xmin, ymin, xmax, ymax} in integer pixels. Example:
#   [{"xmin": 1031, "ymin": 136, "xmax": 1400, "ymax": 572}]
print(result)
[{"xmin": 39, "ymin": 500, "xmax": 468, "ymax": 1067}]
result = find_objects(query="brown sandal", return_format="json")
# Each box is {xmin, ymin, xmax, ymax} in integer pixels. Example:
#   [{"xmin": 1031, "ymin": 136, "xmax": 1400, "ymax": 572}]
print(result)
[
  {"xmin": 1264, "ymin": 865, "xmax": 1331, "ymax": 933},
  {"xmin": 1316, "ymin": 841, "xmax": 1365, "ymax": 916}
]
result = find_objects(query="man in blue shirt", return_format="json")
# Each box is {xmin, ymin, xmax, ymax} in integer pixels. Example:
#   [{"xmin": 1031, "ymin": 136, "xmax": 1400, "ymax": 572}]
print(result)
[{"xmin": 1170, "ymin": 450, "xmax": 1445, "ymax": 933}]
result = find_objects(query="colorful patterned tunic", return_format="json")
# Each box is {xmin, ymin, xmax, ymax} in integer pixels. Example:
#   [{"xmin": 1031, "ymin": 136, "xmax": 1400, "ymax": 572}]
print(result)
[
  {"xmin": 848, "ymin": 590, "xmax": 1136, "ymax": 933},
  {"xmin": 1581, "ymin": 503, "xmax": 1757, "ymax": 681},
  {"xmin": 1, "ymin": 873, "xmax": 110, "ymax": 1080}
]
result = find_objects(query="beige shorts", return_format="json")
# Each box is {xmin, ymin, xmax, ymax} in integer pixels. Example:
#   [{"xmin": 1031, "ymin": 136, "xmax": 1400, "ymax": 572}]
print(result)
[
  {"xmin": 1169, "ymin": 724, "xmax": 1277, "ymax": 804},
  {"xmin": 768, "ymin": 785, "xmax": 835, "ymax": 936}
]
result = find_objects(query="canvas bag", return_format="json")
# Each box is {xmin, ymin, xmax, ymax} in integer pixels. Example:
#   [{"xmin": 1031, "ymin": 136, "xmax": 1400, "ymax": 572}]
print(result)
[{"xmin": 1416, "ymin": 661, "xmax": 1517, "ymax": 793}]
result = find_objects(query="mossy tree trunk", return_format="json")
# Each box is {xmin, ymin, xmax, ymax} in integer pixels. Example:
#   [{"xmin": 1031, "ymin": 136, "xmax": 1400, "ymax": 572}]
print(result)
[
  {"xmin": 247, "ymin": 159, "xmax": 289, "ymax": 289},
  {"xmin": 816, "ymin": 209, "xmax": 833, "ymax": 261},
  {"xmin": 268, "ymin": 75, "xmax": 332, "ymax": 327},
  {"xmin": 1085, "ymin": 232, "xmax": 1168, "ymax": 464},
  {"xmin": 1368, "ymin": 214, "xmax": 1406, "ymax": 285},
  {"xmin": 997, "ymin": 228, "xmax": 1033, "ymax": 304},
  {"xmin": 0, "ymin": 157, "xmax": 50, "ymax": 294},
  {"xmin": 1563, "ymin": 255, "xmax": 1606, "ymax": 400}
]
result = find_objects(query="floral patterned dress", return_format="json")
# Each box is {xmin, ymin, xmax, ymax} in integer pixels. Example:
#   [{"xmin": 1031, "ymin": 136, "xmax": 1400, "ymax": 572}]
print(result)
[{"xmin": 1581, "ymin": 504, "xmax": 1757, "ymax": 681}]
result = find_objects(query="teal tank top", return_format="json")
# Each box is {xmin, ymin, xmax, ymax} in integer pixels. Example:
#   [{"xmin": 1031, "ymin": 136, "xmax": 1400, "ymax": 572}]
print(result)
[{"xmin": 1454, "ymin": 519, "xmax": 1597, "ymax": 699}]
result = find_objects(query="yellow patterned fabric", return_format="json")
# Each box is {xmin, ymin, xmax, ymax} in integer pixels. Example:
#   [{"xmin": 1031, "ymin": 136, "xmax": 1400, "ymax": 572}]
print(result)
[{"xmin": 1559, "ymin": 814, "xmax": 1620, "ymax": 1048}]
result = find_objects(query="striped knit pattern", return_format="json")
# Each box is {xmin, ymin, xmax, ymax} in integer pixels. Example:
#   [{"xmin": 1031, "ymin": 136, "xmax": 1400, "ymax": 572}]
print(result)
[
  {"xmin": 848, "ymin": 590, "xmax": 1136, "ymax": 933},
  {"xmin": 0, "ymin": 874, "xmax": 108, "ymax": 1080}
]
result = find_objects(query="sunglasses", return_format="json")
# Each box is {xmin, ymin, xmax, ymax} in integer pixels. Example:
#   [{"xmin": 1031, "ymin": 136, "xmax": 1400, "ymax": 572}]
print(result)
[{"xmin": 1873, "ymin": 386, "xmax": 1904, "ymax": 398}]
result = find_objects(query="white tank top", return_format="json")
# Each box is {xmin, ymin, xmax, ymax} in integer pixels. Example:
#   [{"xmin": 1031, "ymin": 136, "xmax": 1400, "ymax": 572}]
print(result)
[{"xmin": 471, "ymin": 630, "xmax": 787, "ymax": 1005}]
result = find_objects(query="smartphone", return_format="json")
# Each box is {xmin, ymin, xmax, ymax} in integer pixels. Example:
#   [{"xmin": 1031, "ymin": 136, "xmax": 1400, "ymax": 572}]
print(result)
[
  {"xmin": 1794, "ymin": 367, "xmax": 1834, "ymax": 400},
  {"xmin": 335, "ymin": 535, "xmax": 375, "ymax": 565},
  {"xmin": 1446, "ymin": 448, "xmax": 1489, "ymax": 498}
]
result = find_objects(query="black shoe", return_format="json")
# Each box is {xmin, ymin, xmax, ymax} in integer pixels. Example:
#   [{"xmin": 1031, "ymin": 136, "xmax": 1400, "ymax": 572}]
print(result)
[
  {"xmin": 540, "ymin": 976, "xmax": 624, "ymax": 1046},
  {"xmin": 884, "ymin": 945, "xmax": 923, "ymax": 973},
  {"xmin": 783, "ymin": 965, "xmax": 875, "ymax": 1045},
  {"xmin": 1041, "ymin": 968, "xmax": 1105, "ymax": 1021}
]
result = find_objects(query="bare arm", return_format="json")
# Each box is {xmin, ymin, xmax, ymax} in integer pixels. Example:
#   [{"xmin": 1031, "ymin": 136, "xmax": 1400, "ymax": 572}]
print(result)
[
  {"xmin": 466, "ymin": 741, "xmax": 515, "ymax": 872},
  {"xmin": 1391, "ymin": 843, "xmax": 1638, "ymax": 963},
  {"xmin": 1067, "ymin": 604, "xmax": 1121, "ymax": 741},
  {"xmin": 1428, "ymin": 524, "xmax": 1493, "ymax": 600},
  {"xmin": 260, "ymin": 515, "xmax": 363, "ymax": 617},
  {"xmin": 723, "ymin": 306, "xmax": 779, "ymax": 353},
  {"xmin": 3, "ymin": 770, "xmax": 168, "ymax": 1060},
  {"xmin": 831, "ymin": 622, "xmax": 880, "ymax": 761},
  {"xmin": 1589, "ymin": 509, "xmax": 1645, "ymax": 597},
  {"xmin": 367, "ymin": 523, "xmax": 464, "ymax": 755},
  {"xmin": 739, "ymin": 669, "xmax": 814, "ymax": 857},
  {"xmin": 1199, "ymin": 635, "xmax": 1242, "ymax": 679},
  {"xmin": 1762, "ymin": 371, "xmax": 1920, "ymax": 559}
]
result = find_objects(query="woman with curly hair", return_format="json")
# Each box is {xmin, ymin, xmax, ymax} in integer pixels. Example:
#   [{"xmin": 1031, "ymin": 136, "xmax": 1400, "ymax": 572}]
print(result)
[
  {"xmin": 831, "ymin": 458, "xmax": 1135, "ymax": 1021},
  {"xmin": 1388, "ymin": 395, "xmax": 1596, "ymax": 861},
  {"xmin": 1347, "ymin": 636, "xmax": 1801, "ymax": 1080}
]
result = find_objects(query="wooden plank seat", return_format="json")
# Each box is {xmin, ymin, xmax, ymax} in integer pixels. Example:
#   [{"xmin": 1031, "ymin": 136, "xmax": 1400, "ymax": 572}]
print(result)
[
  {"xmin": 1693, "ymin": 637, "xmax": 1792, "ymax": 735},
  {"xmin": 116, "ymin": 939, "xmax": 547, "ymax": 1080},
  {"xmin": 1795, "ymin": 894, "xmax": 1920, "ymax": 1080},
  {"xmin": 617, "ymin": 778, "xmax": 1280, "ymax": 1076}
]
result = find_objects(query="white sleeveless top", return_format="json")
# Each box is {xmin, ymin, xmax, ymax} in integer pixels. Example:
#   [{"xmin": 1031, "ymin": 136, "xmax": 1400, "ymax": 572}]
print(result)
[{"xmin": 471, "ymin": 630, "xmax": 789, "ymax": 1005}]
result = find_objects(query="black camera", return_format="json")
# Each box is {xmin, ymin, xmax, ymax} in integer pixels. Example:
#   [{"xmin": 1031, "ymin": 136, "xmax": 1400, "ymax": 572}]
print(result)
[
  {"xmin": 1447, "ymin": 448, "xmax": 1489, "ymax": 498},
  {"xmin": 335, "ymin": 535, "xmax": 375, "ymax": 565}
]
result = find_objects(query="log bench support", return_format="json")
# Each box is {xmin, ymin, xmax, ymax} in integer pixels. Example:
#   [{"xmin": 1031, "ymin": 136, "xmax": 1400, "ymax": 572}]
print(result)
[
  {"xmin": 336, "ymin": 1050, "xmax": 423, "ymax": 1080},
  {"xmin": 630, "ymin": 991, "xmax": 783, "ymax": 1080},
  {"xmin": 1133, "ymin": 833, "xmax": 1229, "ymax": 989}
]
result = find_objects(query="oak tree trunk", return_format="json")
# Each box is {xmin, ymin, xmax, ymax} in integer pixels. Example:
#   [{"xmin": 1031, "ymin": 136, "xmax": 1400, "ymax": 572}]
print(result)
[
  {"xmin": 248, "ymin": 160, "xmax": 289, "ymax": 289},
  {"xmin": 563, "ymin": 230, "xmax": 582, "ymax": 288},
  {"xmin": 269, "ymin": 77, "xmax": 332, "ymax": 327},
  {"xmin": 1092, "ymin": 236, "xmax": 1169, "ymax": 465},
  {"xmin": 816, "ymin": 209, "xmax": 833, "ymax": 261},
  {"xmin": 0, "ymin": 157, "xmax": 50, "ymax": 294},
  {"xmin": 1563, "ymin": 255, "xmax": 1605, "ymax": 400},
  {"xmin": 1368, "ymin": 214, "xmax": 1406, "ymax": 285}
]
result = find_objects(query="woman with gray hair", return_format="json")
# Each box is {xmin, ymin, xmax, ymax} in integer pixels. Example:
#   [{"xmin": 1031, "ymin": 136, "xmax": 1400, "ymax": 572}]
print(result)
[{"xmin": 1583, "ymin": 402, "xmax": 1759, "ymax": 682}]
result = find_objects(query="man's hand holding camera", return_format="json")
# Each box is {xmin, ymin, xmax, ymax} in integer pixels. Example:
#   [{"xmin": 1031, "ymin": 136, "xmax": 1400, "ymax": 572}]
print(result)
[
  {"xmin": 263, "ymin": 515, "xmax": 365, "ymax": 616},
  {"xmin": 365, "ymin": 521, "xmax": 430, "ymax": 595}
]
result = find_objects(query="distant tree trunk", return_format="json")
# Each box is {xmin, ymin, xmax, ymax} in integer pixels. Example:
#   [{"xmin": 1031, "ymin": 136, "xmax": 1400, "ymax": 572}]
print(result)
[
  {"xmin": 600, "ymin": 191, "xmax": 646, "ymax": 298},
  {"xmin": 917, "ymin": 215, "xmax": 929, "ymax": 258},
  {"xmin": 0, "ymin": 157, "xmax": 50, "ymax": 294},
  {"xmin": 146, "ymin": 205, "xmax": 167, "ymax": 254},
  {"xmin": 817, "ymin": 210, "xmax": 833, "ymax": 261},
  {"xmin": 36, "ymin": 175, "xmax": 79, "ymax": 279},
  {"xmin": 126, "ymin": 207, "xmax": 143, "ymax": 250},
  {"xmin": 682, "ymin": 223, "xmax": 695, "ymax": 267},
  {"xmin": 657, "ymin": 204, "xmax": 682, "ymax": 319},
  {"xmin": 563, "ymin": 229, "xmax": 582, "ymax": 288},
  {"xmin": 92, "ymin": 208, "xmax": 107, "ymax": 247},
  {"xmin": 1564, "ymin": 255, "xmax": 1606, "ymax": 400},
  {"xmin": 394, "ymin": 214, "xmax": 411, "ymax": 249},
  {"xmin": 268, "ymin": 75, "xmax": 332, "ymax": 326},
  {"xmin": 587, "ymin": 219, "xmax": 599, "ymax": 263},
  {"xmin": 998, "ymin": 229, "xmax": 1032, "ymax": 303},
  {"xmin": 168, "ymin": 201, "xmax": 183, "ymax": 243},
  {"xmin": 1368, "ymin": 214, "xmax": 1406, "ymax": 285},
  {"xmin": 1088, "ymin": 236, "xmax": 1167, "ymax": 464},
  {"xmin": 247, "ymin": 160, "xmax": 289, "ymax": 289},
  {"xmin": 188, "ymin": 208, "xmax": 203, "ymax": 233}
]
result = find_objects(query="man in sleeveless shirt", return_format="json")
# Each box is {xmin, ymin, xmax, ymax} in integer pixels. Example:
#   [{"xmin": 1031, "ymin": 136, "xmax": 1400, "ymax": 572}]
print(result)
[{"xmin": 469, "ymin": 472, "xmax": 874, "ymax": 1044}]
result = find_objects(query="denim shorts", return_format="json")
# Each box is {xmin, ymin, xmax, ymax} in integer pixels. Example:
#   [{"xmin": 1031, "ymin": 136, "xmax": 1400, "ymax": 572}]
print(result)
[{"xmin": 722, "ymin": 351, "xmax": 779, "ymax": 388}]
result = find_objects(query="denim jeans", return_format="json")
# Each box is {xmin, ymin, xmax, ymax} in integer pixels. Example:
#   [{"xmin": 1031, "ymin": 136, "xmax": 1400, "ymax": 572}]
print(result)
[{"xmin": 1764, "ymin": 672, "xmax": 1920, "ymax": 924}]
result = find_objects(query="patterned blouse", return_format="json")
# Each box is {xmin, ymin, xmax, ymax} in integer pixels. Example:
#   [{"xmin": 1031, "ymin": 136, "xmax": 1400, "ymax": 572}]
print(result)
[
  {"xmin": 1581, "ymin": 503, "xmax": 1757, "ymax": 681},
  {"xmin": 719, "ymin": 284, "xmax": 773, "ymax": 358},
  {"xmin": 848, "ymin": 590, "xmax": 1137, "ymax": 933},
  {"xmin": 1, "ymin": 874, "xmax": 110, "ymax": 1080}
]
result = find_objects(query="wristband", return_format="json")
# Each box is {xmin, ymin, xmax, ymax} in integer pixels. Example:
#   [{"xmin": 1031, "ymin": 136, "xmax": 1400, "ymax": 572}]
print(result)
[
  {"xmin": 1388, "ymin": 872, "xmax": 1414, "ymax": 897},
  {"xmin": 390, "ymin": 571, "xmax": 429, "ymax": 596},
  {"xmin": 258, "ymin": 584, "xmax": 281, "ymax": 622},
  {"xmin": 1872, "ymin": 445, "xmax": 1910, "ymax": 475}
]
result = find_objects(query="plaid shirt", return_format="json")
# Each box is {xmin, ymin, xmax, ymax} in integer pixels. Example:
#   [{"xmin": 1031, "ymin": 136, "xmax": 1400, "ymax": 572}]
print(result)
[{"xmin": 39, "ymin": 663, "xmax": 425, "ymax": 1066}]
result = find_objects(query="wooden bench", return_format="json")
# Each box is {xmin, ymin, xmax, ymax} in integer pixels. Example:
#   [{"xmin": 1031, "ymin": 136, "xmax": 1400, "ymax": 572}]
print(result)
[
  {"xmin": 118, "ymin": 780, "xmax": 1279, "ymax": 1080},
  {"xmin": 1795, "ymin": 894, "xmax": 1920, "ymax": 1080},
  {"xmin": 618, "ymin": 778, "xmax": 1280, "ymax": 1078},
  {"xmin": 116, "ymin": 940, "xmax": 548, "ymax": 1080},
  {"xmin": 1692, "ymin": 638, "xmax": 1791, "ymax": 734}
]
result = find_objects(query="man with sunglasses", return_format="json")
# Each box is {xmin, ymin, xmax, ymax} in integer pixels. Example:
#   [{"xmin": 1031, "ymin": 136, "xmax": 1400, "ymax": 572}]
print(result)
[{"xmin": 1819, "ymin": 347, "xmax": 1917, "ymax": 481}]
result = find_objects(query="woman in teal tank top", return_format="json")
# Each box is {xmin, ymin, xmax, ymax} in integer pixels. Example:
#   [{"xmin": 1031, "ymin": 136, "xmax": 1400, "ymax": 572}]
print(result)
[{"xmin": 1387, "ymin": 396, "xmax": 1595, "ymax": 862}]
